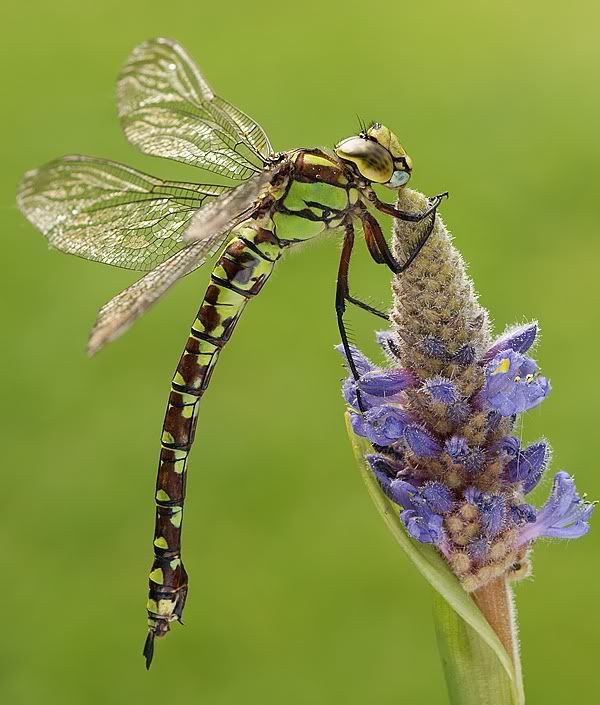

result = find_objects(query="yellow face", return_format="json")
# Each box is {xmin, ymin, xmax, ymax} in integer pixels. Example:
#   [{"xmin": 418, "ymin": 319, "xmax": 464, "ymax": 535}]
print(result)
[{"xmin": 334, "ymin": 123, "xmax": 412, "ymax": 188}]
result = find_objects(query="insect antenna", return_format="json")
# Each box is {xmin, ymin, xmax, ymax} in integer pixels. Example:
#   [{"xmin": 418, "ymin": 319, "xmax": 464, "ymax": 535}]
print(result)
[{"xmin": 356, "ymin": 114, "xmax": 366, "ymax": 137}]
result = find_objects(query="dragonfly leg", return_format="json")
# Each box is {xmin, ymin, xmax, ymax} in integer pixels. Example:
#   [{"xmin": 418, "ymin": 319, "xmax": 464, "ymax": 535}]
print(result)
[
  {"xmin": 336, "ymin": 219, "xmax": 368, "ymax": 411},
  {"xmin": 395, "ymin": 208, "xmax": 439, "ymax": 273},
  {"xmin": 360, "ymin": 204, "xmax": 439, "ymax": 275},
  {"xmin": 368, "ymin": 190, "xmax": 448, "ymax": 222},
  {"xmin": 346, "ymin": 294, "xmax": 388, "ymax": 320}
]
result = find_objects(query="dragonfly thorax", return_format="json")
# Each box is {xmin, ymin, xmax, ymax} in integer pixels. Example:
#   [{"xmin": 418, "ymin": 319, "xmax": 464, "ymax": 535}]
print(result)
[{"xmin": 335, "ymin": 123, "xmax": 412, "ymax": 189}]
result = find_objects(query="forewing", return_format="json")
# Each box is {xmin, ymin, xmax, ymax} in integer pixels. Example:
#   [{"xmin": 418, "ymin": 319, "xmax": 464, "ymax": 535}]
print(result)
[
  {"xmin": 17, "ymin": 156, "xmax": 229, "ymax": 271},
  {"xmin": 87, "ymin": 235, "xmax": 226, "ymax": 355},
  {"xmin": 117, "ymin": 37, "xmax": 272, "ymax": 180}
]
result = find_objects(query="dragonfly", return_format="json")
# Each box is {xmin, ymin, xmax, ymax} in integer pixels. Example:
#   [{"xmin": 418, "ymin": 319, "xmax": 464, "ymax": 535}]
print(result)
[{"xmin": 17, "ymin": 37, "xmax": 447, "ymax": 668}]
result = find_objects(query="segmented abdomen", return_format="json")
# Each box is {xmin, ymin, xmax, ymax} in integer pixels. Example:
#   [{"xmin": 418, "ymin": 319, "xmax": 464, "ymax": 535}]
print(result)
[{"xmin": 144, "ymin": 219, "xmax": 282, "ymax": 667}]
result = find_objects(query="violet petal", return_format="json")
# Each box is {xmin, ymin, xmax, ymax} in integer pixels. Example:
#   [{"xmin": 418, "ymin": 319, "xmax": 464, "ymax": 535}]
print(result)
[
  {"xmin": 335, "ymin": 344, "xmax": 374, "ymax": 376},
  {"xmin": 400, "ymin": 508, "xmax": 444, "ymax": 544},
  {"xmin": 359, "ymin": 368, "xmax": 417, "ymax": 396},
  {"xmin": 423, "ymin": 376, "xmax": 459, "ymax": 404},
  {"xmin": 483, "ymin": 322, "xmax": 538, "ymax": 363},
  {"xmin": 518, "ymin": 471, "xmax": 595, "ymax": 543},
  {"xmin": 405, "ymin": 425, "xmax": 442, "ymax": 457},
  {"xmin": 482, "ymin": 350, "xmax": 551, "ymax": 416},
  {"xmin": 350, "ymin": 406, "xmax": 411, "ymax": 446}
]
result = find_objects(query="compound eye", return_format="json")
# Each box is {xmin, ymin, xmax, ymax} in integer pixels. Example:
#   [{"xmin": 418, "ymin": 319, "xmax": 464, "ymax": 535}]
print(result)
[{"xmin": 335, "ymin": 136, "xmax": 394, "ymax": 183}]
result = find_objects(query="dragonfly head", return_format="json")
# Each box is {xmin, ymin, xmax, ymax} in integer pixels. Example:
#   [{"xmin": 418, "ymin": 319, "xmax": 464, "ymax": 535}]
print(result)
[{"xmin": 335, "ymin": 123, "xmax": 412, "ymax": 189}]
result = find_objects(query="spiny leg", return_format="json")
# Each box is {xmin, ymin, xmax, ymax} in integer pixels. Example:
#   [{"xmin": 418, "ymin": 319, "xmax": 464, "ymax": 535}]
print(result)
[
  {"xmin": 368, "ymin": 190, "xmax": 448, "ymax": 222},
  {"xmin": 360, "ymin": 203, "xmax": 440, "ymax": 275},
  {"xmin": 346, "ymin": 294, "xmax": 388, "ymax": 320},
  {"xmin": 396, "ymin": 209, "xmax": 438, "ymax": 273},
  {"xmin": 331, "ymin": 211, "xmax": 392, "ymax": 322},
  {"xmin": 335, "ymin": 218, "xmax": 369, "ymax": 411}
]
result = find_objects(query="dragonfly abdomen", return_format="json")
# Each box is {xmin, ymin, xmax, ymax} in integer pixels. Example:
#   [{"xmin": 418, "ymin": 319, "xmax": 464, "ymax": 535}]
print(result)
[{"xmin": 145, "ymin": 218, "xmax": 283, "ymax": 667}]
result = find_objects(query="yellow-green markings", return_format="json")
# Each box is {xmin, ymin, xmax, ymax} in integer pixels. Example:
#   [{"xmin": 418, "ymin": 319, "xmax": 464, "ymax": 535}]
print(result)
[
  {"xmin": 149, "ymin": 568, "xmax": 164, "ymax": 584},
  {"xmin": 181, "ymin": 405, "xmax": 195, "ymax": 419},
  {"xmin": 172, "ymin": 452, "xmax": 186, "ymax": 474},
  {"xmin": 161, "ymin": 430, "xmax": 175, "ymax": 445},
  {"xmin": 169, "ymin": 509, "xmax": 182, "ymax": 528},
  {"xmin": 147, "ymin": 598, "xmax": 176, "ymax": 617}
]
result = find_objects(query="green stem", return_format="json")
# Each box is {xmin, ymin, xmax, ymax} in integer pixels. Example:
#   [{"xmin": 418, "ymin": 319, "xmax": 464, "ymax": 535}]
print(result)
[{"xmin": 433, "ymin": 578, "xmax": 524, "ymax": 705}]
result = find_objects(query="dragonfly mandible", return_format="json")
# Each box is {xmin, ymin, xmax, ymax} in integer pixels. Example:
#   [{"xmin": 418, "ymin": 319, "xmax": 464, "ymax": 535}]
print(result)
[{"xmin": 16, "ymin": 37, "xmax": 447, "ymax": 668}]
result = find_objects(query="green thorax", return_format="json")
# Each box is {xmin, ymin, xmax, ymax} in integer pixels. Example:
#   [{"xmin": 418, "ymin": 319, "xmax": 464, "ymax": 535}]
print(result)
[{"xmin": 272, "ymin": 149, "xmax": 356, "ymax": 239}]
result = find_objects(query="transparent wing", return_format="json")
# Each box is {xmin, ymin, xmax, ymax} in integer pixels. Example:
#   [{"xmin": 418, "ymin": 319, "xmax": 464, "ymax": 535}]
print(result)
[
  {"xmin": 117, "ymin": 37, "xmax": 273, "ymax": 180},
  {"xmin": 184, "ymin": 168, "xmax": 274, "ymax": 242},
  {"xmin": 17, "ymin": 156, "xmax": 230, "ymax": 271},
  {"xmin": 87, "ymin": 235, "xmax": 227, "ymax": 355}
]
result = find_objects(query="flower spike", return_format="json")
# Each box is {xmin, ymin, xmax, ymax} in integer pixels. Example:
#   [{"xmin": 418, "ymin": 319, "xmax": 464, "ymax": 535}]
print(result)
[{"xmin": 342, "ymin": 188, "xmax": 593, "ymax": 594}]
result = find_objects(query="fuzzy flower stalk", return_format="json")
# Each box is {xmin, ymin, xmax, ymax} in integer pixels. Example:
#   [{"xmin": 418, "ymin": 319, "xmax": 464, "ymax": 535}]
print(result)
[{"xmin": 341, "ymin": 189, "xmax": 594, "ymax": 701}]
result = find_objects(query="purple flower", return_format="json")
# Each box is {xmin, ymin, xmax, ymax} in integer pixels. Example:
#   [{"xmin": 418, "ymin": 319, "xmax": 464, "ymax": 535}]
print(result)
[
  {"xmin": 483, "ymin": 322, "xmax": 537, "ymax": 364},
  {"xmin": 423, "ymin": 376, "xmax": 459, "ymax": 404},
  {"xmin": 445, "ymin": 435, "xmax": 469, "ymax": 462},
  {"xmin": 358, "ymin": 368, "xmax": 417, "ymax": 397},
  {"xmin": 445, "ymin": 436, "xmax": 485, "ymax": 472},
  {"xmin": 486, "ymin": 410, "xmax": 503, "ymax": 431},
  {"xmin": 504, "ymin": 441, "xmax": 548, "ymax": 493},
  {"xmin": 388, "ymin": 480, "xmax": 446, "ymax": 544},
  {"xmin": 482, "ymin": 350, "xmax": 550, "ymax": 416},
  {"xmin": 387, "ymin": 479, "xmax": 420, "ymax": 507},
  {"xmin": 452, "ymin": 344, "xmax": 475, "ymax": 366},
  {"xmin": 401, "ymin": 508, "xmax": 444, "ymax": 544},
  {"xmin": 366, "ymin": 454, "xmax": 407, "ymax": 498},
  {"xmin": 371, "ymin": 468, "xmax": 393, "ymax": 495},
  {"xmin": 422, "ymin": 482, "xmax": 454, "ymax": 513},
  {"xmin": 465, "ymin": 488, "xmax": 507, "ymax": 537},
  {"xmin": 447, "ymin": 401, "xmax": 471, "ymax": 425},
  {"xmin": 421, "ymin": 336, "xmax": 450, "ymax": 361},
  {"xmin": 405, "ymin": 425, "xmax": 441, "ymax": 457},
  {"xmin": 511, "ymin": 504, "xmax": 537, "ymax": 525},
  {"xmin": 366, "ymin": 453, "xmax": 404, "ymax": 478},
  {"xmin": 468, "ymin": 536, "xmax": 490, "ymax": 563},
  {"xmin": 338, "ymin": 345, "xmax": 416, "ymax": 411},
  {"xmin": 342, "ymin": 314, "xmax": 593, "ymax": 588},
  {"xmin": 342, "ymin": 377, "xmax": 397, "ymax": 411},
  {"xmin": 336, "ymin": 344, "xmax": 375, "ymax": 377},
  {"xmin": 518, "ymin": 472, "xmax": 596, "ymax": 543},
  {"xmin": 386, "ymin": 480, "xmax": 451, "ymax": 544},
  {"xmin": 342, "ymin": 377, "xmax": 363, "ymax": 410},
  {"xmin": 341, "ymin": 376, "xmax": 394, "ymax": 412},
  {"xmin": 495, "ymin": 436, "xmax": 520, "ymax": 457},
  {"xmin": 350, "ymin": 406, "xmax": 411, "ymax": 446},
  {"xmin": 376, "ymin": 331, "xmax": 401, "ymax": 361},
  {"xmin": 388, "ymin": 480, "xmax": 452, "ymax": 513}
]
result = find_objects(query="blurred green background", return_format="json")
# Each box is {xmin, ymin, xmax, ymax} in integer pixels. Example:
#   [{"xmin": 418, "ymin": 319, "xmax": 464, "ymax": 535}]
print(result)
[{"xmin": 3, "ymin": 1, "xmax": 599, "ymax": 703}]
